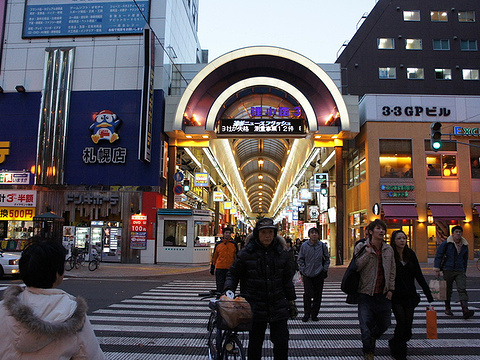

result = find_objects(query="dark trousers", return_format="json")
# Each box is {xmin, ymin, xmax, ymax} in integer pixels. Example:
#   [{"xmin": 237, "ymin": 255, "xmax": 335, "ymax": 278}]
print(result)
[
  {"xmin": 303, "ymin": 274, "xmax": 325, "ymax": 317},
  {"xmin": 391, "ymin": 303, "xmax": 414, "ymax": 358},
  {"xmin": 443, "ymin": 270, "xmax": 469, "ymax": 302},
  {"xmin": 248, "ymin": 319, "xmax": 289, "ymax": 360},
  {"xmin": 215, "ymin": 268, "xmax": 229, "ymax": 292},
  {"xmin": 358, "ymin": 293, "xmax": 392, "ymax": 354}
]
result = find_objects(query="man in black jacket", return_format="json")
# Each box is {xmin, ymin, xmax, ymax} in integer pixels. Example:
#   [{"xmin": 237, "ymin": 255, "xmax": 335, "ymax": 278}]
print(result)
[{"xmin": 224, "ymin": 217, "xmax": 297, "ymax": 360}]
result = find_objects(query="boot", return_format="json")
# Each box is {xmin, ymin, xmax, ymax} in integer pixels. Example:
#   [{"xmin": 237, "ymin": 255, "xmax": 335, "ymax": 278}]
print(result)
[
  {"xmin": 460, "ymin": 300, "xmax": 475, "ymax": 319},
  {"xmin": 444, "ymin": 300, "xmax": 453, "ymax": 316}
]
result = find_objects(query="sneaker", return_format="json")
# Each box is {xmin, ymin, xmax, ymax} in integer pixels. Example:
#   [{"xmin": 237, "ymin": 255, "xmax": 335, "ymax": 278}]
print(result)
[
  {"xmin": 311, "ymin": 316, "xmax": 319, "ymax": 321},
  {"xmin": 445, "ymin": 309, "xmax": 453, "ymax": 316},
  {"xmin": 302, "ymin": 315, "xmax": 309, "ymax": 322}
]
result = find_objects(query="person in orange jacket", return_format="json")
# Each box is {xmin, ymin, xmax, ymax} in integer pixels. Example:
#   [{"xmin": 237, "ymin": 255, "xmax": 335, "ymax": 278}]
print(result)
[{"xmin": 210, "ymin": 226, "xmax": 237, "ymax": 291}]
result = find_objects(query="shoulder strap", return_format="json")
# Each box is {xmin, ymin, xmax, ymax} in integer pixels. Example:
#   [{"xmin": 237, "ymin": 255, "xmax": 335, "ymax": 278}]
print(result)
[{"xmin": 353, "ymin": 241, "xmax": 367, "ymax": 259}]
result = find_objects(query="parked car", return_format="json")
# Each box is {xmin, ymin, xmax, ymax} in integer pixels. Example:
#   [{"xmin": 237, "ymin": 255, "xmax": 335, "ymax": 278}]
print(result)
[{"xmin": 0, "ymin": 249, "xmax": 21, "ymax": 278}]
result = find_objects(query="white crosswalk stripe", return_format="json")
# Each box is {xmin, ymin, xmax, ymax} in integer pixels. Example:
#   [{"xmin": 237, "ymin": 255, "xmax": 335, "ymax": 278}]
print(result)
[{"xmin": 90, "ymin": 280, "xmax": 480, "ymax": 360}]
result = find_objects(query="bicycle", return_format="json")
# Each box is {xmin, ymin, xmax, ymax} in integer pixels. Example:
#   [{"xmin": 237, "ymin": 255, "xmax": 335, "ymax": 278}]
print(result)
[
  {"xmin": 88, "ymin": 253, "xmax": 100, "ymax": 271},
  {"xmin": 198, "ymin": 290, "xmax": 249, "ymax": 360},
  {"xmin": 65, "ymin": 248, "xmax": 87, "ymax": 271}
]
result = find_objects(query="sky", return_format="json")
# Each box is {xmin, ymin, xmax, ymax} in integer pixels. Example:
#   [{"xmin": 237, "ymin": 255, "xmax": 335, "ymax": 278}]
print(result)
[{"xmin": 197, "ymin": 0, "xmax": 378, "ymax": 64}]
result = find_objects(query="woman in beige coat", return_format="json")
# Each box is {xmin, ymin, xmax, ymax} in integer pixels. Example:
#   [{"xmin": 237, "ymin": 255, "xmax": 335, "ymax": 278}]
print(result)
[{"xmin": 0, "ymin": 240, "xmax": 105, "ymax": 360}]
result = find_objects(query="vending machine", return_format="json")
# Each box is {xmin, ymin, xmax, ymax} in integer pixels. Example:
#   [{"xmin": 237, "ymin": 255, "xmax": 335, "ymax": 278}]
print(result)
[
  {"xmin": 90, "ymin": 221, "xmax": 104, "ymax": 260},
  {"xmin": 75, "ymin": 227, "xmax": 90, "ymax": 249},
  {"xmin": 102, "ymin": 222, "xmax": 122, "ymax": 262}
]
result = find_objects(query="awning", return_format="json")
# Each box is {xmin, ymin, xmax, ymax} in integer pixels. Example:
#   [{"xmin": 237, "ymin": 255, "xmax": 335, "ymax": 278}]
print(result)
[
  {"xmin": 382, "ymin": 204, "xmax": 418, "ymax": 220},
  {"xmin": 429, "ymin": 204, "xmax": 465, "ymax": 220}
]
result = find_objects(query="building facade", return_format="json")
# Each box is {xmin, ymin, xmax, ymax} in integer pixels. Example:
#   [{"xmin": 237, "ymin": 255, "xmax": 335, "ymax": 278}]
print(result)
[{"xmin": 337, "ymin": 0, "xmax": 480, "ymax": 260}]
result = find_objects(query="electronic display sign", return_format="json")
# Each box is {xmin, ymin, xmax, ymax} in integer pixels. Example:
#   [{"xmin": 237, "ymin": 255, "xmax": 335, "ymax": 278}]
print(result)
[
  {"xmin": 23, "ymin": 0, "xmax": 150, "ymax": 38},
  {"xmin": 217, "ymin": 118, "xmax": 305, "ymax": 135}
]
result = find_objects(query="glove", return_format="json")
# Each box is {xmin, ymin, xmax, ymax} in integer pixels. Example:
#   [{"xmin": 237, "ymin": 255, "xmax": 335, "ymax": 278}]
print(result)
[
  {"xmin": 288, "ymin": 300, "xmax": 298, "ymax": 320},
  {"xmin": 210, "ymin": 264, "xmax": 215, "ymax": 275}
]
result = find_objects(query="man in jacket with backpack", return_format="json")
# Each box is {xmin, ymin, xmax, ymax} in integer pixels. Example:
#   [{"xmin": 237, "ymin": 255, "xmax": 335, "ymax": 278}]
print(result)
[
  {"xmin": 297, "ymin": 227, "xmax": 330, "ymax": 322},
  {"xmin": 433, "ymin": 225, "xmax": 474, "ymax": 319}
]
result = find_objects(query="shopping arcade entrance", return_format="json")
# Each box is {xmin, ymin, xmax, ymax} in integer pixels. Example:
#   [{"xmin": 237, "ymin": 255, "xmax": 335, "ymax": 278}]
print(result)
[{"xmin": 164, "ymin": 47, "xmax": 359, "ymax": 264}]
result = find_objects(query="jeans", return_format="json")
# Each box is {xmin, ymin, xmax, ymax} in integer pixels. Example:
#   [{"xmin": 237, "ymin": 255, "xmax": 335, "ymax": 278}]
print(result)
[
  {"xmin": 303, "ymin": 274, "xmax": 325, "ymax": 317},
  {"xmin": 215, "ymin": 268, "xmax": 229, "ymax": 292},
  {"xmin": 248, "ymin": 319, "xmax": 289, "ymax": 360},
  {"xmin": 358, "ymin": 293, "xmax": 392, "ymax": 354},
  {"xmin": 443, "ymin": 270, "xmax": 469, "ymax": 302}
]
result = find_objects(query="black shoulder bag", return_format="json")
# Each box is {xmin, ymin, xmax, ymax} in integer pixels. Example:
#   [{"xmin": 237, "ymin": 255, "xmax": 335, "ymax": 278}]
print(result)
[{"xmin": 341, "ymin": 243, "xmax": 367, "ymax": 304}]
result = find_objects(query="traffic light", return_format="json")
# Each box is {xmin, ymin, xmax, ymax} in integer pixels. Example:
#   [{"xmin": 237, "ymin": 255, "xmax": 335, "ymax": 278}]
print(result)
[
  {"xmin": 430, "ymin": 122, "xmax": 443, "ymax": 151},
  {"xmin": 320, "ymin": 182, "xmax": 328, "ymax": 197},
  {"xmin": 183, "ymin": 179, "xmax": 190, "ymax": 192}
]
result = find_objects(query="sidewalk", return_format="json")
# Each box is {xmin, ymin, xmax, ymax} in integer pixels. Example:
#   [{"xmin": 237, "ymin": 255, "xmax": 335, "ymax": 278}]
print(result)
[{"xmin": 64, "ymin": 259, "xmax": 480, "ymax": 280}]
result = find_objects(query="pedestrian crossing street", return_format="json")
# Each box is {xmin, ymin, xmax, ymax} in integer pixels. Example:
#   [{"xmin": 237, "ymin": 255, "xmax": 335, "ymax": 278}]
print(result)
[{"xmin": 89, "ymin": 280, "xmax": 480, "ymax": 360}]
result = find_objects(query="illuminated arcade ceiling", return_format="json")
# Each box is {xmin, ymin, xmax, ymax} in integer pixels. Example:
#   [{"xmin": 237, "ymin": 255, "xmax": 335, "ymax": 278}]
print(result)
[{"xmin": 220, "ymin": 92, "xmax": 298, "ymax": 215}]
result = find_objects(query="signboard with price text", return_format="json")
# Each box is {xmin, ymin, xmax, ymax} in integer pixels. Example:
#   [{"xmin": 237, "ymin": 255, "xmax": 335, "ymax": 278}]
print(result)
[{"xmin": 130, "ymin": 214, "xmax": 147, "ymax": 250}]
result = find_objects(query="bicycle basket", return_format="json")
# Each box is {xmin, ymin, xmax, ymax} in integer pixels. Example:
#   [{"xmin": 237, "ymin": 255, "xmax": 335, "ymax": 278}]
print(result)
[{"xmin": 216, "ymin": 295, "xmax": 252, "ymax": 331}]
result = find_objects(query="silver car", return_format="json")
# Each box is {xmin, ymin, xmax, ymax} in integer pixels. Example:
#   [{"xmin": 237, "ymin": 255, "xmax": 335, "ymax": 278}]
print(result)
[{"xmin": 0, "ymin": 249, "xmax": 21, "ymax": 278}]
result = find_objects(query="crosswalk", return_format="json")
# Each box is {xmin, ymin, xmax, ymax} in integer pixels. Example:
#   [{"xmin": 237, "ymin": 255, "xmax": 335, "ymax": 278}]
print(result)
[{"xmin": 89, "ymin": 280, "xmax": 480, "ymax": 360}]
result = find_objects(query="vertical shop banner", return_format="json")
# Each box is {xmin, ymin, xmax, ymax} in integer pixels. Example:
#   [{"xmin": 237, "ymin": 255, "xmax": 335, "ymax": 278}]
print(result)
[
  {"xmin": 130, "ymin": 214, "xmax": 147, "ymax": 250},
  {"xmin": 194, "ymin": 173, "xmax": 209, "ymax": 187},
  {"xmin": 138, "ymin": 26, "xmax": 155, "ymax": 162}
]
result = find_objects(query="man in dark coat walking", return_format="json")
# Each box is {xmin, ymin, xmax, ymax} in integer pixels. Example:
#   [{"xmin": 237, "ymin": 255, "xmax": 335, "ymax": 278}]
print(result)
[{"xmin": 224, "ymin": 217, "xmax": 297, "ymax": 360}]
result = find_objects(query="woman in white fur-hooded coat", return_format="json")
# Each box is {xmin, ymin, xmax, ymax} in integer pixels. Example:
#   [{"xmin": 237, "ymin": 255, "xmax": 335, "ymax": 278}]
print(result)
[{"xmin": 0, "ymin": 241, "xmax": 104, "ymax": 360}]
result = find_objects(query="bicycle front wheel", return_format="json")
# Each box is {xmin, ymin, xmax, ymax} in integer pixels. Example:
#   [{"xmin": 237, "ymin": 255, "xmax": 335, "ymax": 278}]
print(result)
[
  {"xmin": 88, "ymin": 259, "xmax": 98, "ymax": 271},
  {"xmin": 65, "ymin": 257, "xmax": 74, "ymax": 271},
  {"xmin": 221, "ymin": 334, "xmax": 246, "ymax": 360}
]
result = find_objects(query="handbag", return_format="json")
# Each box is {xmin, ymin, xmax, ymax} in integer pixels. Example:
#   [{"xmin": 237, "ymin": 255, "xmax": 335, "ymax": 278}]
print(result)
[
  {"xmin": 320, "ymin": 242, "xmax": 329, "ymax": 279},
  {"xmin": 429, "ymin": 278, "xmax": 447, "ymax": 300},
  {"xmin": 217, "ymin": 295, "xmax": 253, "ymax": 330},
  {"xmin": 426, "ymin": 306, "xmax": 438, "ymax": 339},
  {"xmin": 341, "ymin": 243, "xmax": 367, "ymax": 304}
]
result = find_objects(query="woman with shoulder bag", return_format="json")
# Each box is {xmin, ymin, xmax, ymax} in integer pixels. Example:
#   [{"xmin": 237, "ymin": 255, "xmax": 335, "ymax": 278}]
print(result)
[{"xmin": 389, "ymin": 230, "xmax": 434, "ymax": 360}]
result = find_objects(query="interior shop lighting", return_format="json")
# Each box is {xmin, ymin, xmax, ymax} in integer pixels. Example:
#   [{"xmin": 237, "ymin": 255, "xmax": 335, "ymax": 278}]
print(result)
[
  {"xmin": 184, "ymin": 148, "xmax": 202, "ymax": 170},
  {"xmin": 203, "ymin": 147, "xmax": 251, "ymax": 214}
]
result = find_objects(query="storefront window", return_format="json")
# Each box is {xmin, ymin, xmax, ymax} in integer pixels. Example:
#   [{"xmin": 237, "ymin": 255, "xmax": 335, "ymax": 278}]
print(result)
[
  {"xmin": 194, "ymin": 221, "xmax": 213, "ymax": 246},
  {"xmin": 164, "ymin": 220, "xmax": 187, "ymax": 247},
  {"xmin": 426, "ymin": 154, "xmax": 457, "ymax": 177},
  {"xmin": 347, "ymin": 145, "xmax": 366, "ymax": 188},
  {"xmin": 470, "ymin": 140, "xmax": 480, "ymax": 179},
  {"xmin": 379, "ymin": 139, "xmax": 413, "ymax": 178}
]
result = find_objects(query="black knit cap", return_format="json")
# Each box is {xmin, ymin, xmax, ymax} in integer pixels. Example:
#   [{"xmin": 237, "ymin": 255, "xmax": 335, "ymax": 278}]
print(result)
[{"xmin": 255, "ymin": 217, "xmax": 277, "ymax": 230}]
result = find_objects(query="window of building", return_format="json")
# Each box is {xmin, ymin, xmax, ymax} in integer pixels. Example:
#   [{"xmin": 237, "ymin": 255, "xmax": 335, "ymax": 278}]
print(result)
[
  {"xmin": 379, "ymin": 139, "xmax": 413, "ymax": 178},
  {"xmin": 433, "ymin": 39, "xmax": 450, "ymax": 50},
  {"xmin": 347, "ymin": 146, "xmax": 366, "ymax": 188},
  {"xmin": 377, "ymin": 38, "xmax": 395, "ymax": 49},
  {"xmin": 470, "ymin": 140, "xmax": 480, "ymax": 179},
  {"xmin": 407, "ymin": 68, "xmax": 424, "ymax": 79},
  {"xmin": 405, "ymin": 39, "xmax": 422, "ymax": 50},
  {"xmin": 431, "ymin": 10, "xmax": 448, "ymax": 22},
  {"xmin": 461, "ymin": 39, "xmax": 478, "ymax": 51},
  {"xmin": 426, "ymin": 155, "xmax": 457, "ymax": 177},
  {"xmin": 458, "ymin": 10, "xmax": 475, "ymax": 22},
  {"xmin": 435, "ymin": 68, "xmax": 452, "ymax": 80},
  {"xmin": 403, "ymin": 10, "xmax": 420, "ymax": 21},
  {"xmin": 379, "ymin": 67, "xmax": 396, "ymax": 79},
  {"xmin": 163, "ymin": 220, "xmax": 187, "ymax": 247},
  {"xmin": 463, "ymin": 69, "xmax": 480, "ymax": 80}
]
